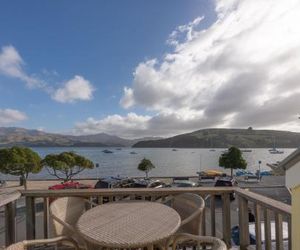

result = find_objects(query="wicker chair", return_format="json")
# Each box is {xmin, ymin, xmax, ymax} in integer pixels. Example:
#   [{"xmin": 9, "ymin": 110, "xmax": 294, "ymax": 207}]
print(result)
[
  {"xmin": 49, "ymin": 197, "xmax": 96, "ymax": 249},
  {"xmin": 172, "ymin": 233, "xmax": 227, "ymax": 250},
  {"xmin": 6, "ymin": 236, "xmax": 79, "ymax": 250},
  {"xmin": 167, "ymin": 193, "xmax": 205, "ymax": 235}
]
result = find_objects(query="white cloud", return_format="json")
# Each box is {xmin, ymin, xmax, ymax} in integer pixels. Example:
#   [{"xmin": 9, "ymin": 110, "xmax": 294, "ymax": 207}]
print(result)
[
  {"xmin": 0, "ymin": 45, "xmax": 42, "ymax": 88},
  {"xmin": 52, "ymin": 75, "xmax": 94, "ymax": 103},
  {"xmin": 75, "ymin": 113, "xmax": 151, "ymax": 138},
  {"xmin": 0, "ymin": 45, "xmax": 94, "ymax": 104},
  {"xmin": 120, "ymin": 87, "xmax": 135, "ymax": 108},
  {"xmin": 0, "ymin": 109, "xmax": 27, "ymax": 126},
  {"xmin": 116, "ymin": 0, "xmax": 300, "ymax": 137}
]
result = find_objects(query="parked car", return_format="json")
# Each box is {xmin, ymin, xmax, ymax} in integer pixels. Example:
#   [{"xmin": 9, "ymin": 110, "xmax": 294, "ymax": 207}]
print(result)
[
  {"xmin": 48, "ymin": 181, "xmax": 92, "ymax": 190},
  {"xmin": 147, "ymin": 180, "xmax": 168, "ymax": 188},
  {"xmin": 94, "ymin": 176, "xmax": 123, "ymax": 189},
  {"xmin": 214, "ymin": 177, "xmax": 237, "ymax": 200},
  {"xmin": 171, "ymin": 180, "xmax": 200, "ymax": 188},
  {"xmin": 94, "ymin": 177, "xmax": 167, "ymax": 203}
]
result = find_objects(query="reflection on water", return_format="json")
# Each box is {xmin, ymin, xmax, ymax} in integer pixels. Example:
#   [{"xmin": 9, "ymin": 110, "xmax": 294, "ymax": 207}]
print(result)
[{"xmin": 0, "ymin": 147, "xmax": 296, "ymax": 180}]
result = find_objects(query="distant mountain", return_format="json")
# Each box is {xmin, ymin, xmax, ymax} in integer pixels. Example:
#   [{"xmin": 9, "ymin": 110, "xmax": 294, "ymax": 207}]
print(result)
[
  {"xmin": 132, "ymin": 128, "xmax": 300, "ymax": 148},
  {"xmin": 72, "ymin": 133, "xmax": 162, "ymax": 147},
  {"xmin": 0, "ymin": 127, "xmax": 80, "ymax": 147},
  {"xmin": 0, "ymin": 127, "xmax": 161, "ymax": 147}
]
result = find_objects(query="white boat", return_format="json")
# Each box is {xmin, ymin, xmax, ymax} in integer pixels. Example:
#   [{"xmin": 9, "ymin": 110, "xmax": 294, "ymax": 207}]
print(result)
[
  {"xmin": 269, "ymin": 148, "xmax": 284, "ymax": 154},
  {"xmin": 269, "ymin": 137, "xmax": 284, "ymax": 154}
]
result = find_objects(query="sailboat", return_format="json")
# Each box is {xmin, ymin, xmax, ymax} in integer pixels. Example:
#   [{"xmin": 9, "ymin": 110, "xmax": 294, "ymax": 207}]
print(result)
[
  {"xmin": 269, "ymin": 137, "xmax": 284, "ymax": 154},
  {"xmin": 209, "ymin": 137, "xmax": 216, "ymax": 151}
]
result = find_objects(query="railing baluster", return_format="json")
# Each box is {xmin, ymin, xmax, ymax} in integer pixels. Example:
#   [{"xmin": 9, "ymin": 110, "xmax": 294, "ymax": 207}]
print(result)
[
  {"xmin": 238, "ymin": 195, "xmax": 249, "ymax": 250},
  {"xmin": 202, "ymin": 205, "xmax": 206, "ymax": 236},
  {"xmin": 26, "ymin": 196, "xmax": 36, "ymax": 240},
  {"xmin": 264, "ymin": 209, "xmax": 272, "ymax": 250},
  {"xmin": 97, "ymin": 196, "xmax": 103, "ymax": 204},
  {"xmin": 222, "ymin": 193, "xmax": 231, "ymax": 248},
  {"xmin": 287, "ymin": 215, "xmax": 292, "ymax": 250},
  {"xmin": 210, "ymin": 195, "xmax": 216, "ymax": 236},
  {"xmin": 5, "ymin": 201, "xmax": 16, "ymax": 246},
  {"xmin": 43, "ymin": 197, "xmax": 49, "ymax": 239},
  {"xmin": 275, "ymin": 213, "xmax": 283, "ymax": 250},
  {"xmin": 109, "ymin": 196, "xmax": 113, "ymax": 202},
  {"xmin": 254, "ymin": 203, "xmax": 262, "ymax": 250}
]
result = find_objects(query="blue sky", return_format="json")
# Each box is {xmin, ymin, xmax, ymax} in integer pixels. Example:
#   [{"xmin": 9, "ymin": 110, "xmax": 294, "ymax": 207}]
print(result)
[
  {"xmin": 1, "ymin": 0, "xmax": 300, "ymax": 138},
  {"xmin": 0, "ymin": 0, "xmax": 215, "ymax": 133}
]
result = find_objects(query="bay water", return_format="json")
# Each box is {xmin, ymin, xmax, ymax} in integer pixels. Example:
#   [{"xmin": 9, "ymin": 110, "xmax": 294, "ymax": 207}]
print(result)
[{"xmin": 0, "ymin": 147, "xmax": 296, "ymax": 180}]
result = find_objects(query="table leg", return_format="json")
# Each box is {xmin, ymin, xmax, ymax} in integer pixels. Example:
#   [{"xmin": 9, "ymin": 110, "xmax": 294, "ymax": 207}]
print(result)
[{"xmin": 147, "ymin": 244, "xmax": 154, "ymax": 250}]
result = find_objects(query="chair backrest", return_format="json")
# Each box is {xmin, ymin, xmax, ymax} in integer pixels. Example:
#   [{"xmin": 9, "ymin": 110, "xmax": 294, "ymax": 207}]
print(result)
[
  {"xmin": 6, "ymin": 242, "xmax": 25, "ymax": 250},
  {"xmin": 49, "ymin": 197, "xmax": 86, "ymax": 237},
  {"xmin": 172, "ymin": 193, "xmax": 205, "ymax": 235}
]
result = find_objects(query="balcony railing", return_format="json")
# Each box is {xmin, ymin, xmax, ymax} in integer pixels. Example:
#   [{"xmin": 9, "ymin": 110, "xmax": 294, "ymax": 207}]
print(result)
[{"xmin": 0, "ymin": 186, "xmax": 291, "ymax": 250}]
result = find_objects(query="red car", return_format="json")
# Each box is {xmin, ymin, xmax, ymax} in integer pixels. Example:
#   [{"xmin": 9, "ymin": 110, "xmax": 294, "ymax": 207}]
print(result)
[{"xmin": 48, "ymin": 181, "xmax": 92, "ymax": 190}]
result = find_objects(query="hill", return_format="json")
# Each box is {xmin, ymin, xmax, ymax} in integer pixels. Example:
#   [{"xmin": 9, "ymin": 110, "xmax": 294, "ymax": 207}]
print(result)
[
  {"xmin": 0, "ymin": 127, "xmax": 160, "ymax": 147},
  {"xmin": 132, "ymin": 128, "xmax": 300, "ymax": 148}
]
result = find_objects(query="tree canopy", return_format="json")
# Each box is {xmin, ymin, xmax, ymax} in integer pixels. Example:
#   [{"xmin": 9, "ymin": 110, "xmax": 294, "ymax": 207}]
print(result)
[
  {"xmin": 219, "ymin": 146, "xmax": 247, "ymax": 177},
  {"xmin": 0, "ymin": 146, "xmax": 42, "ymax": 188},
  {"xmin": 137, "ymin": 158, "xmax": 155, "ymax": 178},
  {"xmin": 42, "ymin": 151, "xmax": 94, "ymax": 181}
]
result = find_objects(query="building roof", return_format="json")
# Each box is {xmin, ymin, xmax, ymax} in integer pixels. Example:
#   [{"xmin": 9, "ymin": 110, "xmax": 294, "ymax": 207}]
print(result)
[{"xmin": 278, "ymin": 148, "xmax": 300, "ymax": 171}]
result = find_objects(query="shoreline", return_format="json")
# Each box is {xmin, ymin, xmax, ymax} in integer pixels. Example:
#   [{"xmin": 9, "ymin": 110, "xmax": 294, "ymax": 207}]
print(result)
[{"xmin": 1, "ymin": 174, "xmax": 286, "ymax": 190}]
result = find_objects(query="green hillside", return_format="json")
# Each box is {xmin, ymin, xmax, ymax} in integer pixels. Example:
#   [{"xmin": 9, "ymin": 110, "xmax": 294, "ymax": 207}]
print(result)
[{"xmin": 132, "ymin": 128, "xmax": 300, "ymax": 148}]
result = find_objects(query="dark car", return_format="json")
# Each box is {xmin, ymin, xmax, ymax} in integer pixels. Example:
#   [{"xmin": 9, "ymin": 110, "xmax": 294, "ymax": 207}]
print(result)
[
  {"xmin": 94, "ymin": 176, "xmax": 123, "ymax": 189},
  {"xmin": 147, "ymin": 180, "xmax": 168, "ymax": 188},
  {"xmin": 214, "ymin": 177, "xmax": 237, "ymax": 200},
  {"xmin": 171, "ymin": 180, "xmax": 200, "ymax": 188}
]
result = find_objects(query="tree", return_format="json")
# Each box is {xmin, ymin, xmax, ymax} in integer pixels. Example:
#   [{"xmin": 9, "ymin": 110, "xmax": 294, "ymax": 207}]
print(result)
[
  {"xmin": 138, "ymin": 158, "xmax": 155, "ymax": 179},
  {"xmin": 42, "ymin": 151, "xmax": 94, "ymax": 182},
  {"xmin": 0, "ymin": 146, "xmax": 42, "ymax": 189},
  {"xmin": 219, "ymin": 146, "xmax": 247, "ymax": 177}
]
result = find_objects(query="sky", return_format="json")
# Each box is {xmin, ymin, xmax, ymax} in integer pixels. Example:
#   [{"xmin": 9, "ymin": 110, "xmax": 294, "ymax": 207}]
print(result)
[{"xmin": 0, "ymin": 0, "xmax": 300, "ymax": 138}]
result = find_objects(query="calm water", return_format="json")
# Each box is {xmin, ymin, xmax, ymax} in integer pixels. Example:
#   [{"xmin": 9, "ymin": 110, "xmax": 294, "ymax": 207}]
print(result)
[{"xmin": 0, "ymin": 147, "xmax": 296, "ymax": 180}]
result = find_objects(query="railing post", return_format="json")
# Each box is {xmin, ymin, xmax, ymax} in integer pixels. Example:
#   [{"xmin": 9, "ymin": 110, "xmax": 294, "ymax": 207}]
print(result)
[
  {"xmin": 5, "ymin": 201, "xmax": 16, "ymax": 246},
  {"xmin": 238, "ymin": 195, "xmax": 249, "ymax": 250},
  {"xmin": 43, "ymin": 197, "xmax": 49, "ymax": 239},
  {"xmin": 222, "ymin": 193, "xmax": 231, "ymax": 248},
  {"xmin": 287, "ymin": 215, "xmax": 292, "ymax": 250},
  {"xmin": 26, "ymin": 196, "xmax": 36, "ymax": 240},
  {"xmin": 264, "ymin": 209, "xmax": 272, "ymax": 250},
  {"xmin": 254, "ymin": 203, "xmax": 262, "ymax": 250},
  {"xmin": 202, "ymin": 205, "xmax": 206, "ymax": 236},
  {"xmin": 210, "ymin": 195, "xmax": 216, "ymax": 236},
  {"xmin": 275, "ymin": 213, "xmax": 283, "ymax": 250}
]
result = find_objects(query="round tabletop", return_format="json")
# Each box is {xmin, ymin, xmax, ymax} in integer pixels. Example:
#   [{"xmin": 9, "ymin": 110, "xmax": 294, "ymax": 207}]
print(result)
[{"xmin": 76, "ymin": 201, "xmax": 181, "ymax": 248}]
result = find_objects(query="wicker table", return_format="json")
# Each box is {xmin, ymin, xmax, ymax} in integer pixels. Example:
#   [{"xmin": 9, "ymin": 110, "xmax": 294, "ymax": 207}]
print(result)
[{"xmin": 76, "ymin": 201, "xmax": 181, "ymax": 249}]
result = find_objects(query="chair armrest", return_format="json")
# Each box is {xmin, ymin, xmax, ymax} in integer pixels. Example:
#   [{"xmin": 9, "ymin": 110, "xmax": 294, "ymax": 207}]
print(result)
[
  {"xmin": 161, "ymin": 195, "xmax": 174, "ymax": 205},
  {"xmin": 83, "ymin": 198, "xmax": 98, "ymax": 207},
  {"xmin": 23, "ymin": 236, "xmax": 79, "ymax": 250},
  {"xmin": 51, "ymin": 213, "xmax": 78, "ymax": 235},
  {"xmin": 180, "ymin": 207, "xmax": 204, "ymax": 226},
  {"xmin": 172, "ymin": 233, "xmax": 227, "ymax": 250}
]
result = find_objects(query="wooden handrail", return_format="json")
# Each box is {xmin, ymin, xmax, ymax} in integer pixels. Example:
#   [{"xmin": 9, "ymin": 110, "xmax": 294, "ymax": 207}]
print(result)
[
  {"xmin": 21, "ymin": 186, "xmax": 235, "ymax": 197},
  {"xmin": 235, "ymin": 187, "xmax": 291, "ymax": 215},
  {"xmin": 0, "ymin": 190, "xmax": 21, "ymax": 207}
]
